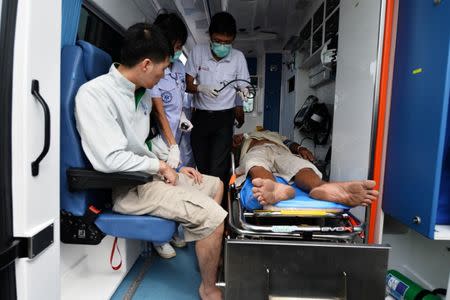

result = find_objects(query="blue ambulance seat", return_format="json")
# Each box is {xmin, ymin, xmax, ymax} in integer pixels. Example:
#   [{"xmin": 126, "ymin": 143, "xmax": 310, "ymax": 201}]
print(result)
[
  {"xmin": 240, "ymin": 176, "xmax": 349, "ymax": 211},
  {"xmin": 60, "ymin": 40, "xmax": 176, "ymax": 243}
]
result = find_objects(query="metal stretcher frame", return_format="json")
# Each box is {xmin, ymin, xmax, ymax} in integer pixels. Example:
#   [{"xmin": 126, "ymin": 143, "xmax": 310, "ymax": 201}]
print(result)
[{"xmin": 227, "ymin": 154, "xmax": 365, "ymax": 242}]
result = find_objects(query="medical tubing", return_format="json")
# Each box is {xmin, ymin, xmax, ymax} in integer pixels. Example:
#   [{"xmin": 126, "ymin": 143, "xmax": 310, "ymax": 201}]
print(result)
[{"xmin": 214, "ymin": 79, "xmax": 257, "ymax": 98}]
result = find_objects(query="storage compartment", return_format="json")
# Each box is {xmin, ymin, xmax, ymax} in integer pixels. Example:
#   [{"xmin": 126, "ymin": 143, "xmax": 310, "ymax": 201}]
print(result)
[
  {"xmin": 383, "ymin": 0, "xmax": 450, "ymax": 239},
  {"xmin": 309, "ymin": 64, "xmax": 332, "ymax": 88}
]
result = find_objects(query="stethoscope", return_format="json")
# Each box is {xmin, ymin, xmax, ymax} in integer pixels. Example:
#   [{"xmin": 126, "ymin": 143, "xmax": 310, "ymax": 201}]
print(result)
[{"xmin": 214, "ymin": 79, "xmax": 257, "ymax": 98}]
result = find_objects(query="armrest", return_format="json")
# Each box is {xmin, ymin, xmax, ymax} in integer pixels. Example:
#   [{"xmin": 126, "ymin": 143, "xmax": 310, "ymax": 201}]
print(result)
[{"xmin": 67, "ymin": 168, "xmax": 153, "ymax": 191}]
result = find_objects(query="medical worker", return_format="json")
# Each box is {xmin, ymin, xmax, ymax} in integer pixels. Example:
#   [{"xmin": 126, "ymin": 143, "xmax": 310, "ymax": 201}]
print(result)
[
  {"xmin": 150, "ymin": 13, "xmax": 192, "ymax": 259},
  {"xmin": 186, "ymin": 12, "xmax": 251, "ymax": 193}
]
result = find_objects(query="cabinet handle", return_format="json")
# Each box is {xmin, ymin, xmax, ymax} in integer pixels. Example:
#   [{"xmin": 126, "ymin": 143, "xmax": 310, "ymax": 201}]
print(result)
[{"xmin": 31, "ymin": 80, "xmax": 51, "ymax": 176}]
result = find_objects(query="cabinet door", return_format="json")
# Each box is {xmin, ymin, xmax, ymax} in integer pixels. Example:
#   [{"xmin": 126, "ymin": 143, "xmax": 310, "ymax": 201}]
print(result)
[{"xmin": 383, "ymin": 0, "xmax": 450, "ymax": 238}]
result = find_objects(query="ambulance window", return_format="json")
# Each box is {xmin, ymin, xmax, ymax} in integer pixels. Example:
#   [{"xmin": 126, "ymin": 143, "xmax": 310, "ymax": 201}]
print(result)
[
  {"xmin": 313, "ymin": 3, "xmax": 324, "ymax": 32},
  {"xmin": 326, "ymin": 0, "xmax": 340, "ymax": 17},
  {"xmin": 77, "ymin": 5, "xmax": 124, "ymax": 61}
]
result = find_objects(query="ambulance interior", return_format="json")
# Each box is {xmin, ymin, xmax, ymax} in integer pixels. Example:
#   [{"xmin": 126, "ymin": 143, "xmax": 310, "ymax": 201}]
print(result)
[
  {"xmin": 2, "ymin": 0, "xmax": 450, "ymax": 300},
  {"xmin": 61, "ymin": 0, "xmax": 450, "ymax": 299}
]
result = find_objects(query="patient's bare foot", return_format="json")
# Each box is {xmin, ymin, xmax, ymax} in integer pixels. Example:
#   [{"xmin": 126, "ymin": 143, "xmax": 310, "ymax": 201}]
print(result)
[
  {"xmin": 199, "ymin": 282, "xmax": 222, "ymax": 300},
  {"xmin": 252, "ymin": 178, "xmax": 295, "ymax": 206},
  {"xmin": 309, "ymin": 180, "xmax": 378, "ymax": 207}
]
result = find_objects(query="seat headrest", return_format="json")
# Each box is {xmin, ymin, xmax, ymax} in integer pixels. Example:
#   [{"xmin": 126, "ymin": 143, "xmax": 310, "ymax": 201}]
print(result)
[{"xmin": 77, "ymin": 40, "xmax": 112, "ymax": 80}]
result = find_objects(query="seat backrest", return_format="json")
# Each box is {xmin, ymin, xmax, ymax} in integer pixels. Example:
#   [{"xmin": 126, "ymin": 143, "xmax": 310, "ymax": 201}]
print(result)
[{"xmin": 60, "ymin": 41, "xmax": 112, "ymax": 215}]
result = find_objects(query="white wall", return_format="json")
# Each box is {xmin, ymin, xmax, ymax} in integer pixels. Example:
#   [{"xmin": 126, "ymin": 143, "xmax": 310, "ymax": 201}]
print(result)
[
  {"xmin": 330, "ymin": 0, "xmax": 382, "ymax": 181},
  {"xmin": 61, "ymin": 238, "xmax": 141, "ymax": 300},
  {"xmin": 90, "ymin": 0, "xmax": 147, "ymax": 29},
  {"xmin": 279, "ymin": 53, "xmax": 296, "ymax": 140}
]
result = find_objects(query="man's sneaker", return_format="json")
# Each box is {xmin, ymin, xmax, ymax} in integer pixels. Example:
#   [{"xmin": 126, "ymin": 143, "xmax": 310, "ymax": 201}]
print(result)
[
  {"xmin": 153, "ymin": 243, "xmax": 176, "ymax": 259},
  {"xmin": 170, "ymin": 235, "xmax": 186, "ymax": 248}
]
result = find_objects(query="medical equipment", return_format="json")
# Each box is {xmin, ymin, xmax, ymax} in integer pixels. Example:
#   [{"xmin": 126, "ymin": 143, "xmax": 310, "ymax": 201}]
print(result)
[
  {"xmin": 386, "ymin": 270, "xmax": 444, "ymax": 300},
  {"xmin": 214, "ymin": 78, "xmax": 257, "ymax": 99},
  {"xmin": 294, "ymin": 95, "xmax": 331, "ymax": 145}
]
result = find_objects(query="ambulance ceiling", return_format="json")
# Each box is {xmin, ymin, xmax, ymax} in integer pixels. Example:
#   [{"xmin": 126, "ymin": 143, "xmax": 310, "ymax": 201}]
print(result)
[{"xmin": 136, "ymin": 0, "xmax": 315, "ymax": 56}]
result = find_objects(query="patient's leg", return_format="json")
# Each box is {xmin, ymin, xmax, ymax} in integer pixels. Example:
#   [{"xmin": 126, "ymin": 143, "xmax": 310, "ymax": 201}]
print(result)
[
  {"xmin": 293, "ymin": 168, "xmax": 378, "ymax": 207},
  {"xmin": 212, "ymin": 180, "xmax": 224, "ymax": 205},
  {"xmin": 249, "ymin": 166, "xmax": 295, "ymax": 205}
]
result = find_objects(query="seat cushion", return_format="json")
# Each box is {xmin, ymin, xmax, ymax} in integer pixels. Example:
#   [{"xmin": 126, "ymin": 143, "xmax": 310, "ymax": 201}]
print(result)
[
  {"xmin": 240, "ymin": 176, "xmax": 349, "ymax": 211},
  {"xmin": 95, "ymin": 210, "xmax": 177, "ymax": 243}
]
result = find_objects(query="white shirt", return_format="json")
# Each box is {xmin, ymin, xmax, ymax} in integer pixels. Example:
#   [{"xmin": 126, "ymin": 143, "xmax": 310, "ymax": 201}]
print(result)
[
  {"xmin": 150, "ymin": 60, "xmax": 185, "ymax": 143},
  {"xmin": 75, "ymin": 64, "xmax": 160, "ymax": 174},
  {"xmin": 185, "ymin": 44, "xmax": 250, "ymax": 110}
]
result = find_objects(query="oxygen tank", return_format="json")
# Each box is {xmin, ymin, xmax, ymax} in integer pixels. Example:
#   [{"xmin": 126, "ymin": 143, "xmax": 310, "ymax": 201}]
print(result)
[{"xmin": 386, "ymin": 270, "xmax": 441, "ymax": 300}]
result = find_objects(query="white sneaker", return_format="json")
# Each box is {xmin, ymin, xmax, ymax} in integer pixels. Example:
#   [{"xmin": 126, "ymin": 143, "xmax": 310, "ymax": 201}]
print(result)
[
  {"xmin": 170, "ymin": 235, "xmax": 186, "ymax": 248},
  {"xmin": 153, "ymin": 243, "xmax": 176, "ymax": 259}
]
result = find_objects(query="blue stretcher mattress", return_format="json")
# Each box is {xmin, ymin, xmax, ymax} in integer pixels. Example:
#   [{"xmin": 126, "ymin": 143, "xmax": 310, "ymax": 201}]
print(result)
[{"xmin": 240, "ymin": 177, "xmax": 349, "ymax": 211}]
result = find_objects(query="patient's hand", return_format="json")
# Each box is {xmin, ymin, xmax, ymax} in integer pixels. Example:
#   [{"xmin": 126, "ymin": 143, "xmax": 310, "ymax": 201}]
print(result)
[
  {"xmin": 179, "ymin": 167, "xmax": 203, "ymax": 184},
  {"xmin": 297, "ymin": 146, "xmax": 315, "ymax": 162},
  {"xmin": 158, "ymin": 161, "xmax": 178, "ymax": 186}
]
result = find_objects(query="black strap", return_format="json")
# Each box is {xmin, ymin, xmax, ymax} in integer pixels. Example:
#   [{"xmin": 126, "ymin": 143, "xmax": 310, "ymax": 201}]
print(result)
[
  {"xmin": 431, "ymin": 288, "xmax": 446, "ymax": 296},
  {"xmin": 414, "ymin": 290, "xmax": 432, "ymax": 300},
  {"xmin": 81, "ymin": 205, "xmax": 101, "ymax": 224}
]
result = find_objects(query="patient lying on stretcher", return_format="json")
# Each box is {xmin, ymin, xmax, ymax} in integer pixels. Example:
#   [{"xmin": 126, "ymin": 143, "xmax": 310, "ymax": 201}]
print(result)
[{"xmin": 232, "ymin": 130, "xmax": 379, "ymax": 207}]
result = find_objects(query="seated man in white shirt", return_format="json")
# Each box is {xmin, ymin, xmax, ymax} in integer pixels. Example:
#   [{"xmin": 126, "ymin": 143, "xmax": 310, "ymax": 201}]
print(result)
[
  {"xmin": 75, "ymin": 23, "xmax": 225, "ymax": 300},
  {"xmin": 232, "ymin": 130, "xmax": 379, "ymax": 207}
]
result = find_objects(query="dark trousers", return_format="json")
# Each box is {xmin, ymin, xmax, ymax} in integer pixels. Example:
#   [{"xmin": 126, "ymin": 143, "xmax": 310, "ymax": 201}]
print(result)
[{"xmin": 191, "ymin": 108, "xmax": 234, "ymax": 192}]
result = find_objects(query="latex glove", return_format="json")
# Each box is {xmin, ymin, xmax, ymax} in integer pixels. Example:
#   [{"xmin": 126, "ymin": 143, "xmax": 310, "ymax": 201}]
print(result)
[
  {"xmin": 166, "ymin": 144, "xmax": 181, "ymax": 168},
  {"xmin": 179, "ymin": 111, "xmax": 193, "ymax": 132},
  {"xmin": 321, "ymin": 48, "xmax": 337, "ymax": 66},
  {"xmin": 236, "ymin": 87, "xmax": 251, "ymax": 102},
  {"xmin": 197, "ymin": 84, "xmax": 219, "ymax": 98}
]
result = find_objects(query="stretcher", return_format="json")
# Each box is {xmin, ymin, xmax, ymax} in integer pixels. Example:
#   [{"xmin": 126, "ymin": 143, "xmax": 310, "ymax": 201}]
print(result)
[
  {"xmin": 227, "ymin": 164, "xmax": 364, "ymax": 242},
  {"xmin": 222, "ymin": 155, "xmax": 390, "ymax": 300}
]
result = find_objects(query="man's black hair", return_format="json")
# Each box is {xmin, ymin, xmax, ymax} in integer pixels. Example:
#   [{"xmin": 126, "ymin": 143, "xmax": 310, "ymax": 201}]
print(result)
[
  {"xmin": 208, "ymin": 12, "xmax": 237, "ymax": 37},
  {"xmin": 154, "ymin": 13, "xmax": 188, "ymax": 46},
  {"xmin": 120, "ymin": 23, "xmax": 173, "ymax": 67}
]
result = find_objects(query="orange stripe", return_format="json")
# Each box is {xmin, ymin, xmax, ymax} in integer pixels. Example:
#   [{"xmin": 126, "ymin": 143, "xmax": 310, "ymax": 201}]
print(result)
[{"xmin": 368, "ymin": 0, "xmax": 395, "ymax": 243}]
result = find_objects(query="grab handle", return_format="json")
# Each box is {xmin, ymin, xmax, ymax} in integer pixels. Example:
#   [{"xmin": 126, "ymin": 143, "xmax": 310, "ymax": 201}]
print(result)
[{"xmin": 31, "ymin": 80, "xmax": 51, "ymax": 176}]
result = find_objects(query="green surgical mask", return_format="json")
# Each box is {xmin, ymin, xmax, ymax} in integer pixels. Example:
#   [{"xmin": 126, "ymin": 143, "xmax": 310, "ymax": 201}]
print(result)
[
  {"xmin": 210, "ymin": 42, "xmax": 231, "ymax": 58},
  {"xmin": 170, "ymin": 50, "xmax": 182, "ymax": 63}
]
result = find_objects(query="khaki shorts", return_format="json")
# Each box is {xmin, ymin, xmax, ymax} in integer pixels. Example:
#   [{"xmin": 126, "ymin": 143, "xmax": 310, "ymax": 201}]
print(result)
[
  {"xmin": 236, "ymin": 143, "xmax": 322, "ymax": 186},
  {"xmin": 112, "ymin": 173, "xmax": 227, "ymax": 242}
]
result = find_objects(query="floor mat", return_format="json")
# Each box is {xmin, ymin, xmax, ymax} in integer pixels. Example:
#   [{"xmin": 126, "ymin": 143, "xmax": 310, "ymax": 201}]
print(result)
[{"xmin": 111, "ymin": 243, "xmax": 201, "ymax": 300}]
